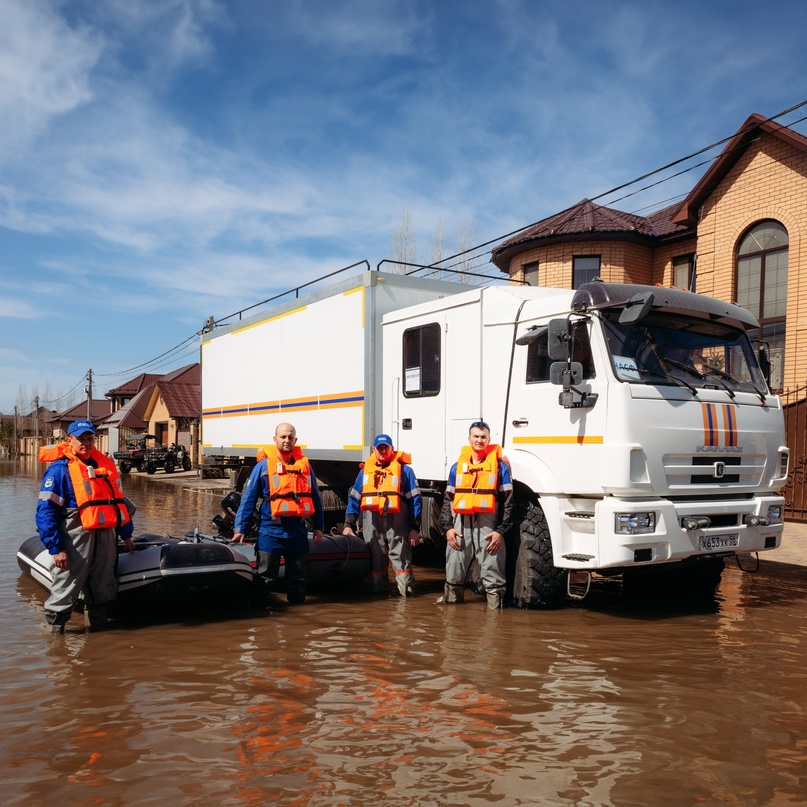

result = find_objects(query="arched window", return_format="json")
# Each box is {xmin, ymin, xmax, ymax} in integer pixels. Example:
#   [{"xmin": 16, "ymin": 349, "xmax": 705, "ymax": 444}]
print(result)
[{"xmin": 735, "ymin": 220, "xmax": 788, "ymax": 390}]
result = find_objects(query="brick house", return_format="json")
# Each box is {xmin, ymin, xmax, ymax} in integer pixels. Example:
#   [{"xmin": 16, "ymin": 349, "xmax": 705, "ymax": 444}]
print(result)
[{"xmin": 492, "ymin": 113, "xmax": 806, "ymax": 393}]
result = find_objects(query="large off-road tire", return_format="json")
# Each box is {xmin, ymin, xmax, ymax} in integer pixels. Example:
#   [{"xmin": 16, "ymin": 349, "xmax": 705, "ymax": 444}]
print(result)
[
  {"xmin": 182, "ymin": 455, "xmax": 192, "ymax": 472},
  {"xmin": 145, "ymin": 460, "xmax": 157, "ymax": 475},
  {"xmin": 510, "ymin": 501, "xmax": 567, "ymax": 609},
  {"xmin": 118, "ymin": 460, "xmax": 132, "ymax": 474},
  {"xmin": 164, "ymin": 457, "xmax": 176, "ymax": 474}
]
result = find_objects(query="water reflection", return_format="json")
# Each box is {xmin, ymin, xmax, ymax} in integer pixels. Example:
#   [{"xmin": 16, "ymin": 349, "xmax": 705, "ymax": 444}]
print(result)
[{"xmin": 3, "ymin": 460, "xmax": 807, "ymax": 806}]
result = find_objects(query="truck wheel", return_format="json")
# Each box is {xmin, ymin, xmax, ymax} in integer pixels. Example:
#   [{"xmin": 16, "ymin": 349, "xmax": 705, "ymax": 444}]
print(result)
[
  {"xmin": 146, "ymin": 461, "xmax": 156, "ymax": 475},
  {"xmin": 510, "ymin": 501, "xmax": 567, "ymax": 609},
  {"xmin": 135, "ymin": 462, "xmax": 144, "ymax": 473},
  {"xmin": 182, "ymin": 456, "xmax": 192, "ymax": 472},
  {"xmin": 119, "ymin": 460, "xmax": 132, "ymax": 474},
  {"xmin": 164, "ymin": 457, "xmax": 176, "ymax": 474}
]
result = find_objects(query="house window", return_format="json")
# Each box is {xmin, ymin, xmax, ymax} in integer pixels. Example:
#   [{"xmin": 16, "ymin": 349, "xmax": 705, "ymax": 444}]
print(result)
[
  {"xmin": 673, "ymin": 254, "xmax": 694, "ymax": 290},
  {"xmin": 736, "ymin": 221, "xmax": 788, "ymax": 390},
  {"xmin": 403, "ymin": 323, "xmax": 441, "ymax": 397},
  {"xmin": 573, "ymin": 256, "xmax": 600, "ymax": 289},
  {"xmin": 523, "ymin": 261, "xmax": 539, "ymax": 286}
]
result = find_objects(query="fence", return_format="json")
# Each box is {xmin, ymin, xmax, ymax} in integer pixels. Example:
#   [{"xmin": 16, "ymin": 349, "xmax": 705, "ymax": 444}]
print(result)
[{"xmin": 782, "ymin": 384, "xmax": 807, "ymax": 522}]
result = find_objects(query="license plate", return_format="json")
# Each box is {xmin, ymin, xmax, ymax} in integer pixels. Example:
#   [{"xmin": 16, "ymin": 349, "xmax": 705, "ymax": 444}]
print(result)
[{"xmin": 698, "ymin": 533, "xmax": 739, "ymax": 551}]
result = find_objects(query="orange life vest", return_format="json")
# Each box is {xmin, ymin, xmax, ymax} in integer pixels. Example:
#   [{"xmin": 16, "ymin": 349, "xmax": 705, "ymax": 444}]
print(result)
[
  {"xmin": 39, "ymin": 442, "xmax": 131, "ymax": 530},
  {"xmin": 360, "ymin": 451, "xmax": 412, "ymax": 513},
  {"xmin": 452, "ymin": 444, "xmax": 502, "ymax": 514},
  {"xmin": 262, "ymin": 445, "xmax": 315, "ymax": 518}
]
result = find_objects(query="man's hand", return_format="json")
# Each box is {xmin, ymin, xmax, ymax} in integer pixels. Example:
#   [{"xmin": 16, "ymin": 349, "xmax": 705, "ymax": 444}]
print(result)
[
  {"xmin": 342, "ymin": 525, "xmax": 356, "ymax": 537},
  {"xmin": 407, "ymin": 529, "xmax": 421, "ymax": 547},
  {"xmin": 232, "ymin": 532, "xmax": 245, "ymax": 544},
  {"xmin": 485, "ymin": 531, "xmax": 503, "ymax": 554},
  {"xmin": 52, "ymin": 550, "xmax": 69, "ymax": 570},
  {"xmin": 446, "ymin": 528, "xmax": 462, "ymax": 551},
  {"xmin": 123, "ymin": 537, "xmax": 136, "ymax": 553},
  {"xmin": 312, "ymin": 529, "xmax": 324, "ymax": 544}
]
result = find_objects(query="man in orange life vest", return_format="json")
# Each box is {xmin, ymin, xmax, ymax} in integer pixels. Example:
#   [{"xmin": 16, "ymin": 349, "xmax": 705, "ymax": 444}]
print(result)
[
  {"xmin": 35, "ymin": 419, "xmax": 135, "ymax": 633},
  {"xmin": 439, "ymin": 420, "xmax": 513, "ymax": 609},
  {"xmin": 233, "ymin": 422, "xmax": 324, "ymax": 605},
  {"xmin": 342, "ymin": 433, "xmax": 422, "ymax": 597}
]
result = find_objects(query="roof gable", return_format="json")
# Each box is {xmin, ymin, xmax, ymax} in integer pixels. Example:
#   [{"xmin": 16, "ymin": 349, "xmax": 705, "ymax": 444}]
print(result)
[{"xmin": 671, "ymin": 113, "xmax": 807, "ymax": 226}]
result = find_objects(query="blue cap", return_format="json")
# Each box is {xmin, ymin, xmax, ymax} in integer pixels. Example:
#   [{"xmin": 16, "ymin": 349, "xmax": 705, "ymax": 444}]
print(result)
[
  {"xmin": 373, "ymin": 433, "xmax": 393, "ymax": 448},
  {"xmin": 67, "ymin": 419, "xmax": 96, "ymax": 437}
]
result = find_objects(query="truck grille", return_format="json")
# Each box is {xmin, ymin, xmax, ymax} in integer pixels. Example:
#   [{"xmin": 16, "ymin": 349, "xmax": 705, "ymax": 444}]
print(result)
[{"xmin": 662, "ymin": 453, "xmax": 765, "ymax": 489}]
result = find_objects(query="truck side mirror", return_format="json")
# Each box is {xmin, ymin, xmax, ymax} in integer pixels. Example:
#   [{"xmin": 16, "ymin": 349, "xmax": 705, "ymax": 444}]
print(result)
[
  {"xmin": 548, "ymin": 319, "xmax": 572, "ymax": 360},
  {"xmin": 619, "ymin": 292, "xmax": 654, "ymax": 324},
  {"xmin": 550, "ymin": 361, "xmax": 583, "ymax": 388}
]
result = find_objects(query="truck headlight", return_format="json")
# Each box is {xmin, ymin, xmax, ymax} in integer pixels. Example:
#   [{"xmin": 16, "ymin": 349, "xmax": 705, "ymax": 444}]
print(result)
[
  {"xmin": 767, "ymin": 504, "xmax": 783, "ymax": 524},
  {"xmin": 615, "ymin": 512, "xmax": 656, "ymax": 535}
]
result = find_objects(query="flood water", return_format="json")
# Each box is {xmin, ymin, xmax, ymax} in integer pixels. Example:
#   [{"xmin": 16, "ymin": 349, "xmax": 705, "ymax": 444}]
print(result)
[{"xmin": 2, "ymin": 459, "xmax": 807, "ymax": 806}]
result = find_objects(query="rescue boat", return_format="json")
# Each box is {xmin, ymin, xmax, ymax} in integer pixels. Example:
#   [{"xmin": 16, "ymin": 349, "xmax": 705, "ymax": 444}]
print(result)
[{"xmin": 16, "ymin": 530, "xmax": 371, "ymax": 612}]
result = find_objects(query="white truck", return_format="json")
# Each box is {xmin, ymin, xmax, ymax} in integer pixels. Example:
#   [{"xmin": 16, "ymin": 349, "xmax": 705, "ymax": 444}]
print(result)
[{"xmin": 201, "ymin": 269, "xmax": 789, "ymax": 606}]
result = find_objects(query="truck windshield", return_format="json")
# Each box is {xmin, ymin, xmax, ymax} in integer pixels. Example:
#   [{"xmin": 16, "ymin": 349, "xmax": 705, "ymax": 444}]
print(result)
[{"xmin": 600, "ymin": 310, "xmax": 768, "ymax": 398}]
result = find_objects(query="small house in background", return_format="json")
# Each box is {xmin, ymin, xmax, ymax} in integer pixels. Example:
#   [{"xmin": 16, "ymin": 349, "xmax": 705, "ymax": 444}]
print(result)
[
  {"xmin": 141, "ymin": 364, "xmax": 201, "ymax": 463},
  {"xmin": 102, "ymin": 363, "xmax": 201, "ymax": 465}
]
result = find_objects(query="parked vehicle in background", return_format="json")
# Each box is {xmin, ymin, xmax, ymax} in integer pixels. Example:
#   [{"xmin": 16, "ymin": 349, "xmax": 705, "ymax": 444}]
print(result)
[
  {"xmin": 115, "ymin": 435, "xmax": 192, "ymax": 474},
  {"xmin": 200, "ymin": 269, "xmax": 789, "ymax": 608}
]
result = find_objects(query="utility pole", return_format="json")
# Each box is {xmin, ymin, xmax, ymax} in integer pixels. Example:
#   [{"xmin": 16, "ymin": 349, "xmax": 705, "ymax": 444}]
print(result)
[
  {"xmin": 86, "ymin": 369, "xmax": 93, "ymax": 420},
  {"xmin": 34, "ymin": 395, "xmax": 39, "ymax": 453},
  {"xmin": 14, "ymin": 405, "xmax": 18, "ymax": 457}
]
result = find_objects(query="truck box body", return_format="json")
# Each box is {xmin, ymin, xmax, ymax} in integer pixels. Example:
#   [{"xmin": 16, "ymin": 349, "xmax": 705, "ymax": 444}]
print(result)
[{"xmin": 201, "ymin": 271, "xmax": 463, "ymax": 461}]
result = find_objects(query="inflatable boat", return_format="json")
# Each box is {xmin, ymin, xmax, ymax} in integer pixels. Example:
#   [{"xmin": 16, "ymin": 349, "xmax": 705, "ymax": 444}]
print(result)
[
  {"xmin": 17, "ymin": 530, "xmax": 371, "ymax": 611},
  {"xmin": 17, "ymin": 533, "xmax": 256, "ymax": 611},
  {"xmin": 209, "ymin": 531, "xmax": 372, "ymax": 587}
]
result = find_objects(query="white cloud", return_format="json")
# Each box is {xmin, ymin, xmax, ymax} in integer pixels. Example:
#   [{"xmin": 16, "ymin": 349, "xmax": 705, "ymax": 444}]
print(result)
[{"xmin": 0, "ymin": 0, "xmax": 101, "ymax": 151}]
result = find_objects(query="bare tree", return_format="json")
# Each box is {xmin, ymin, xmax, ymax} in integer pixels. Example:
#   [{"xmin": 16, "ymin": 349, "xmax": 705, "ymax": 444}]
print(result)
[
  {"xmin": 430, "ymin": 218, "xmax": 446, "ymax": 280},
  {"xmin": 390, "ymin": 209, "xmax": 417, "ymax": 274},
  {"xmin": 454, "ymin": 218, "xmax": 479, "ymax": 284}
]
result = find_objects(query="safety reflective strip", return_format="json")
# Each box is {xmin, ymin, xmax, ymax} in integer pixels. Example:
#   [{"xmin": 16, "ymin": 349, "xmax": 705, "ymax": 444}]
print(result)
[{"xmin": 723, "ymin": 404, "xmax": 737, "ymax": 447}]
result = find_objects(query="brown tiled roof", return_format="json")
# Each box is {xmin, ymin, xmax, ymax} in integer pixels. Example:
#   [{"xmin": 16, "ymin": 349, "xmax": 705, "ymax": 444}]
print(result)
[
  {"xmin": 160, "ymin": 363, "xmax": 200, "ymax": 385},
  {"xmin": 102, "ymin": 386, "xmax": 154, "ymax": 430},
  {"xmin": 156, "ymin": 383, "xmax": 199, "ymax": 419},
  {"xmin": 490, "ymin": 199, "xmax": 692, "ymax": 271},
  {"xmin": 105, "ymin": 373, "xmax": 161, "ymax": 398},
  {"xmin": 48, "ymin": 399, "xmax": 112, "ymax": 426}
]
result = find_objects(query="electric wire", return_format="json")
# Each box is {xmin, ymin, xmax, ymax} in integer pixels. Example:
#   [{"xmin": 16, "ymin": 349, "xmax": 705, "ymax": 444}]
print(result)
[{"xmin": 24, "ymin": 99, "xmax": 807, "ymax": 412}]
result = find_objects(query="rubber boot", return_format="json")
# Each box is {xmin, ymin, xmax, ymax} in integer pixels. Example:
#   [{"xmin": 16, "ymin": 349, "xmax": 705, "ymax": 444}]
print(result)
[
  {"xmin": 86, "ymin": 604, "xmax": 110, "ymax": 629},
  {"xmin": 443, "ymin": 583, "xmax": 464, "ymax": 604},
  {"xmin": 45, "ymin": 610, "xmax": 70, "ymax": 635},
  {"xmin": 486, "ymin": 590, "xmax": 504, "ymax": 610},
  {"xmin": 396, "ymin": 574, "xmax": 413, "ymax": 598}
]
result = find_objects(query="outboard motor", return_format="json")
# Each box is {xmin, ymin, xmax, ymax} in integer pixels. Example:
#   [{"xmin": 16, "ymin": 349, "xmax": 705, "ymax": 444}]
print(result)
[{"xmin": 212, "ymin": 491, "xmax": 258, "ymax": 540}]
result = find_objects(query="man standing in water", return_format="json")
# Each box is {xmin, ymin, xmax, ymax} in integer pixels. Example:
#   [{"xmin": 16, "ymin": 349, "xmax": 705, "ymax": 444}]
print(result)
[
  {"xmin": 36, "ymin": 419, "xmax": 136, "ymax": 633},
  {"xmin": 440, "ymin": 420, "xmax": 513, "ymax": 609},
  {"xmin": 233, "ymin": 422, "xmax": 324, "ymax": 605},
  {"xmin": 342, "ymin": 433, "xmax": 422, "ymax": 597}
]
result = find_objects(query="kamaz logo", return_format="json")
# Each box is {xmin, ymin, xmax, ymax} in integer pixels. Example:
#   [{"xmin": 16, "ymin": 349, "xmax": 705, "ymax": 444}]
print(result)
[{"xmin": 696, "ymin": 445, "xmax": 743, "ymax": 453}]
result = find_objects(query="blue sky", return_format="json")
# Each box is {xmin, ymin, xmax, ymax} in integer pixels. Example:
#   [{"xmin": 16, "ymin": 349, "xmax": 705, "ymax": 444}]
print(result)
[{"xmin": 2, "ymin": 0, "xmax": 807, "ymax": 416}]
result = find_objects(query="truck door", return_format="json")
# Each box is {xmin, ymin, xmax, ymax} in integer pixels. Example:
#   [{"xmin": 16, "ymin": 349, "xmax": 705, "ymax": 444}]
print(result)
[
  {"xmin": 387, "ymin": 301, "xmax": 482, "ymax": 481},
  {"xmin": 505, "ymin": 319, "xmax": 607, "ymax": 492}
]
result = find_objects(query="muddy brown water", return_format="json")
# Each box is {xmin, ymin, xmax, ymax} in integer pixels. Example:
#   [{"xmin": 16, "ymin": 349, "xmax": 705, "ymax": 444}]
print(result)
[{"xmin": 3, "ymin": 459, "xmax": 807, "ymax": 806}]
